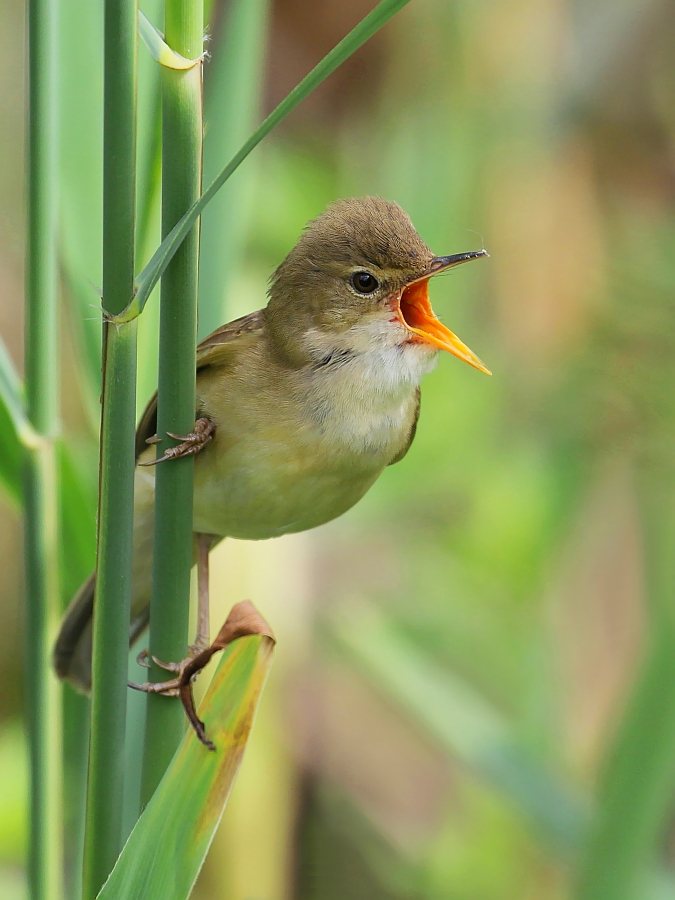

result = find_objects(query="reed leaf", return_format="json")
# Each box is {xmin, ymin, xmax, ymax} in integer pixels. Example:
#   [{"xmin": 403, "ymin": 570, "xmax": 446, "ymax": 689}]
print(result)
[
  {"xmin": 0, "ymin": 337, "xmax": 31, "ymax": 505},
  {"xmin": 138, "ymin": 10, "xmax": 202, "ymax": 70},
  {"xmin": 0, "ymin": 395, "xmax": 22, "ymax": 506},
  {"xmin": 98, "ymin": 633, "xmax": 275, "ymax": 900},
  {"xmin": 0, "ymin": 337, "xmax": 39, "ymax": 450}
]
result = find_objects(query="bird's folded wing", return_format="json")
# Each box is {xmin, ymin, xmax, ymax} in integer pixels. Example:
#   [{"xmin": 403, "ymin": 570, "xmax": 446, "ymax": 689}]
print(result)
[
  {"xmin": 195, "ymin": 309, "xmax": 264, "ymax": 361},
  {"xmin": 134, "ymin": 309, "xmax": 265, "ymax": 459}
]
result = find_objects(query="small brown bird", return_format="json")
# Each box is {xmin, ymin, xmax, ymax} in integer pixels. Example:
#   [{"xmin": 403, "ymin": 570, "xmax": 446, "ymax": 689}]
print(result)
[{"xmin": 54, "ymin": 196, "xmax": 489, "ymax": 692}]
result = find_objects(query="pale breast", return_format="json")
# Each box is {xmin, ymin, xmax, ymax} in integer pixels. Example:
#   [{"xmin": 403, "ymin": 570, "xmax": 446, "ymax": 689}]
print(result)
[
  {"xmin": 190, "ymin": 338, "xmax": 434, "ymax": 540},
  {"xmin": 303, "ymin": 345, "xmax": 424, "ymax": 457}
]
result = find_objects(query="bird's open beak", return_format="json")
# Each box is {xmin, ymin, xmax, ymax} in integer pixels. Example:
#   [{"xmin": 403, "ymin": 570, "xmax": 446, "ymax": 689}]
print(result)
[{"xmin": 397, "ymin": 250, "xmax": 491, "ymax": 375}]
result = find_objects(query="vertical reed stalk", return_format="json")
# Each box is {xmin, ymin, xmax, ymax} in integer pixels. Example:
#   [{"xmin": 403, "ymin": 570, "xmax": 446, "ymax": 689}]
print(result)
[
  {"xmin": 141, "ymin": 0, "xmax": 204, "ymax": 805},
  {"xmin": 198, "ymin": 0, "xmax": 270, "ymax": 337},
  {"xmin": 25, "ymin": 0, "xmax": 62, "ymax": 895},
  {"xmin": 81, "ymin": 0, "xmax": 138, "ymax": 896}
]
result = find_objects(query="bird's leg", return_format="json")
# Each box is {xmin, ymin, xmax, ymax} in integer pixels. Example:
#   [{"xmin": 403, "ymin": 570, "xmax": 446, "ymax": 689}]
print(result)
[
  {"xmin": 140, "ymin": 416, "xmax": 215, "ymax": 466},
  {"xmin": 128, "ymin": 533, "xmax": 216, "ymax": 697},
  {"xmin": 191, "ymin": 532, "xmax": 213, "ymax": 654}
]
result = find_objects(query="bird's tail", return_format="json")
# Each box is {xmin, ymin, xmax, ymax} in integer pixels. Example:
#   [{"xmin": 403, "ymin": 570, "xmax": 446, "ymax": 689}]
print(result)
[{"xmin": 53, "ymin": 573, "xmax": 150, "ymax": 693}]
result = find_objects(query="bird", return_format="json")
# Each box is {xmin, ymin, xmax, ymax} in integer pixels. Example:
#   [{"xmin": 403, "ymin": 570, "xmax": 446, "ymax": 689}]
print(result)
[{"xmin": 54, "ymin": 196, "xmax": 489, "ymax": 695}]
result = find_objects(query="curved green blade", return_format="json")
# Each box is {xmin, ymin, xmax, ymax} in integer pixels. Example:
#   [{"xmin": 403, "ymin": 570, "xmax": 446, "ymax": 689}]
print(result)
[
  {"xmin": 97, "ymin": 633, "xmax": 275, "ymax": 900},
  {"xmin": 0, "ymin": 334, "xmax": 39, "ymax": 450},
  {"xmin": 119, "ymin": 0, "xmax": 412, "ymax": 322}
]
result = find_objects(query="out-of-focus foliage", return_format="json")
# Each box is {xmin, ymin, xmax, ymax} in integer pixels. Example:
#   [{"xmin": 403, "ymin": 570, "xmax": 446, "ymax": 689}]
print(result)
[{"xmin": 3, "ymin": 0, "xmax": 675, "ymax": 896}]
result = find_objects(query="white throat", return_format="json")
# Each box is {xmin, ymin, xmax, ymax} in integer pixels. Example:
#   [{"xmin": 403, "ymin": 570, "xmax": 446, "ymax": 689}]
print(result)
[{"xmin": 301, "ymin": 316, "xmax": 438, "ymax": 455}]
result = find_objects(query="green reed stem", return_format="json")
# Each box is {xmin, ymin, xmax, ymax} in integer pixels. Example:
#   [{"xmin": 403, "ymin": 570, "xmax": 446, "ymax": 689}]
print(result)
[
  {"xmin": 141, "ymin": 0, "xmax": 204, "ymax": 806},
  {"xmin": 198, "ymin": 0, "xmax": 270, "ymax": 337},
  {"xmin": 25, "ymin": 452, "xmax": 62, "ymax": 900},
  {"xmin": 25, "ymin": 0, "xmax": 62, "ymax": 895},
  {"xmin": 81, "ymin": 0, "xmax": 138, "ymax": 896}
]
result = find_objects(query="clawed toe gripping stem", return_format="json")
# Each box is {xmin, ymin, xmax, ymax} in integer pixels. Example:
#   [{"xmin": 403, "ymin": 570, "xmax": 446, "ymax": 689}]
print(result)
[
  {"xmin": 129, "ymin": 600, "xmax": 274, "ymax": 751},
  {"xmin": 128, "ymin": 652, "xmax": 198, "ymax": 698},
  {"xmin": 140, "ymin": 416, "xmax": 215, "ymax": 466}
]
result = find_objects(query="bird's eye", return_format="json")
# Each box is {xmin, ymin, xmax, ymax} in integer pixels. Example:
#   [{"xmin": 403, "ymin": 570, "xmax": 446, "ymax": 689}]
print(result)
[{"xmin": 351, "ymin": 271, "xmax": 379, "ymax": 294}]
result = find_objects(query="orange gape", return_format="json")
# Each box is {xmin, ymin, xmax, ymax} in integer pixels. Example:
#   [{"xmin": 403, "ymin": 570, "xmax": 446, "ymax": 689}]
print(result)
[{"xmin": 398, "ymin": 279, "xmax": 491, "ymax": 375}]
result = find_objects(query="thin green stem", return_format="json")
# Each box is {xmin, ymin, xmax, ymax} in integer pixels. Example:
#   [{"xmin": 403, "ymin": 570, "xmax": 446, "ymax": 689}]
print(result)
[
  {"xmin": 25, "ymin": 452, "xmax": 62, "ymax": 900},
  {"xmin": 141, "ymin": 0, "xmax": 203, "ymax": 805},
  {"xmin": 198, "ymin": 0, "xmax": 270, "ymax": 337},
  {"xmin": 25, "ymin": 0, "xmax": 62, "ymax": 893},
  {"xmin": 57, "ymin": 445, "xmax": 95, "ymax": 900},
  {"xmin": 81, "ymin": 0, "xmax": 138, "ymax": 895},
  {"xmin": 83, "ymin": 325, "xmax": 138, "ymax": 900}
]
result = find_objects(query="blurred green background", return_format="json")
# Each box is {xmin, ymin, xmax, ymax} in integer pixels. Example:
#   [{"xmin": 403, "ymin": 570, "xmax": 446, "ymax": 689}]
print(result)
[{"xmin": 4, "ymin": 0, "xmax": 675, "ymax": 896}]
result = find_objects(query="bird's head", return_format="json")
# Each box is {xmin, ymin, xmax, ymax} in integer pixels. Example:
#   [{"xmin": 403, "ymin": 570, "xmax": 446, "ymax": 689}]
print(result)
[{"xmin": 265, "ymin": 196, "xmax": 490, "ymax": 375}]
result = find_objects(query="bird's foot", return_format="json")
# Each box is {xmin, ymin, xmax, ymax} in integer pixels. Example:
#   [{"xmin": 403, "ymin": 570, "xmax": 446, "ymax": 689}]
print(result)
[
  {"xmin": 129, "ymin": 644, "xmax": 219, "ymax": 748},
  {"xmin": 128, "ymin": 655, "xmax": 188, "ymax": 698},
  {"xmin": 128, "ymin": 647, "xmax": 205, "ymax": 698},
  {"xmin": 129, "ymin": 601, "xmax": 276, "ymax": 751},
  {"xmin": 140, "ymin": 417, "xmax": 215, "ymax": 466}
]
